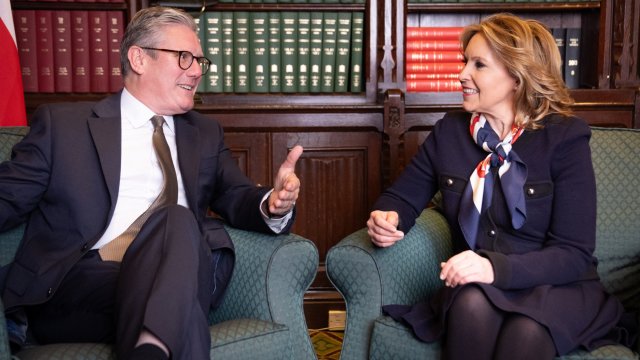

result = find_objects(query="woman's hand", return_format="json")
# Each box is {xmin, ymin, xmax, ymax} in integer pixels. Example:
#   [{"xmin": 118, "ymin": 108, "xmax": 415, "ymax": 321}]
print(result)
[
  {"xmin": 367, "ymin": 210, "xmax": 404, "ymax": 247},
  {"xmin": 439, "ymin": 250, "xmax": 495, "ymax": 287}
]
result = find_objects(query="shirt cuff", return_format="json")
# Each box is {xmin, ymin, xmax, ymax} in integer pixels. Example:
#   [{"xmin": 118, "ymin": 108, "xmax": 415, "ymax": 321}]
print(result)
[{"xmin": 260, "ymin": 190, "xmax": 293, "ymax": 234}]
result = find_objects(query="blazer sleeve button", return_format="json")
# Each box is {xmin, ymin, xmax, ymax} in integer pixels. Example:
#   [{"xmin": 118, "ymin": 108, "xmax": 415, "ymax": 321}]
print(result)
[{"xmin": 47, "ymin": 288, "xmax": 53, "ymax": 297}]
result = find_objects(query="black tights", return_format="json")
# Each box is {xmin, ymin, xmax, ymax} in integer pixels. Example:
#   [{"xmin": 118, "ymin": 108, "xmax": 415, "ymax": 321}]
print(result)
[{"xmin": 443, "ymin": 286, "xmax": 556, "ymax": 360}]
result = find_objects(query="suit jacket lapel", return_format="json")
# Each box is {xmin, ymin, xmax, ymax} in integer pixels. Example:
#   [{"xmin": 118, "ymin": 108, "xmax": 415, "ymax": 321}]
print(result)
[
  {"xmin": 175, "ymin": 114, "xmax": 200, "ymax": 211},
  {"xmin": 88, "ymin": 93, "xmax": 122, "ymax": 211}
]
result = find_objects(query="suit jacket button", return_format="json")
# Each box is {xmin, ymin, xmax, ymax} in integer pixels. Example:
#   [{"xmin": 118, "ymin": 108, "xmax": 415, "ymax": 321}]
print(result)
[
  {"xmin": 47, "ymin": 288, "xmax": 53, "ymax": 297},
  {"xmin": 527, "ymin": 187, "xmax": 535, "ymax": 196},
  {"xmin": 446, "ymin": 178, "xmax": 454, "ymax": 187},
  {"xmin": 488, "ymin": 230, "xmax": 496, "ymax": 237},
  {"xmin": 81, "ymin": 243, "xmax": 89, "ymax": 252}
]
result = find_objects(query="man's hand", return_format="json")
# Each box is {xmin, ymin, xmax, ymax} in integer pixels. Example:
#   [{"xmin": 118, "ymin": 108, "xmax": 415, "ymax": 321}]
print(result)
[
  {"xmin": 367, "ymin": 210, "xmax": 404, "ymax": 247},
  {"xmin": 268, "ymin": 145, "xmax": 303, "ymax": 216},
  {"xmin": 439, "ymin": 250, "xmax": 495, "ymax": 287}
]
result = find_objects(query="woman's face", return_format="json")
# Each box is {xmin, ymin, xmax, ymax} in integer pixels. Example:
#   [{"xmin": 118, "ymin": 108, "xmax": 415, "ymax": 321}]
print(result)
[{"xmin": 459, "ymin": 34, "xmax": 517, "ymax": 121}]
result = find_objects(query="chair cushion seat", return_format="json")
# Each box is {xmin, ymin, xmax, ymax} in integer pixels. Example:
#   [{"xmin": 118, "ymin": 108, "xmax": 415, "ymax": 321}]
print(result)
[
  {"xmin": 15, "ymin": 319, "xmax": 290, "ymax": 360},
  {"xmin": 210, "ymin": 318, "xmax": 291, "ymax": 359}
]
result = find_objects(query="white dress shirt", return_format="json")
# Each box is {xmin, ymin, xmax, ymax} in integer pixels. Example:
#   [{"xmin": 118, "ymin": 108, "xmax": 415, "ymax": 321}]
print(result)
[{"xmin": 94, "ymin": 89, "xmax": 290, "ymax": 250}]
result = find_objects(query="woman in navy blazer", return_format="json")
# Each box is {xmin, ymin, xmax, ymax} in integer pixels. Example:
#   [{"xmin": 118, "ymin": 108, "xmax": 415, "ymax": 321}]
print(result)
[{"xmin": 367, "ymin": 13, "xmax": 635, "ymax": 359}]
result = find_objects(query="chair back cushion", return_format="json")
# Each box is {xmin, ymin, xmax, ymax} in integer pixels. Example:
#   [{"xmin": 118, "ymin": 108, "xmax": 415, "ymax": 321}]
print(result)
[{"xmin": 590, "ymin": 127, "xmax": 640, "ymax": 312}]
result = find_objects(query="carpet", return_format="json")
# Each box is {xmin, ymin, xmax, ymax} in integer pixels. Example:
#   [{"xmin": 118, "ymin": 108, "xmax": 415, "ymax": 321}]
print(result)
[{"xmin": 310, "ymin": 330, "xmax": 343, "ymax": 359}]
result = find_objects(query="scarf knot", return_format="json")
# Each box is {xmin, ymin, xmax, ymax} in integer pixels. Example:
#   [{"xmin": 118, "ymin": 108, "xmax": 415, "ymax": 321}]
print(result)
[{"xmin": 458, "ymin": 113, "xmax": 528, "ymax": 249}]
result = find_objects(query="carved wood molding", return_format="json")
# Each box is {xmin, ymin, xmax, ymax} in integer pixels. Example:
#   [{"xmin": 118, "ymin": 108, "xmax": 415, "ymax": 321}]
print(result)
[
  {"xmin": 612, "ymin": 0, "xmax": 640, "ymax": 88},
  {"xmin": 383, "ymin": 89, "xmax": 406, "ymax": 187}
]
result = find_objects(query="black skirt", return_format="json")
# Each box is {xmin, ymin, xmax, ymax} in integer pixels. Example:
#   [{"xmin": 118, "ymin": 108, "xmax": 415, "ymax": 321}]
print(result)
[{"xmin": 383, "ymin": 280, "xmax": 637, "ymax": 355}]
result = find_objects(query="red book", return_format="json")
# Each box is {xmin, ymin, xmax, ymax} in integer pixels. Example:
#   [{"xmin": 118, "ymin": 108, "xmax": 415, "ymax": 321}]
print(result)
[
  {"xmin": 89, "ymin": 11, "xmax": 109, "ymax": 93},
  {"xmin": 406, "ymin": 39, "xmax": 461, "ymax": 52},
  {"xmin": 13, "ymin": 10, "xmax": 38, "ymax": 92},
  {"xmin": 406, "ymin": 27, "xmax": 463, "ymax": 41},
  {"xmin": 406, "ymin": 50, "xmax": 463, "ymax": 63},
  {"xmin": 53, "ymin": 11, "xmax": 72, "ymax": 93},
  {"xmin": 36, "ymin": 10, "xmax": 55, "ymax": 93},
  {"xmin": 406, "ymin": 79, "xmax": 462, "ymax": 92},
  {"xmin": 72, "ymin": 11, "xmax": 90, "ymax": 92},
  {"xmin": 406, "ymin": 73, "xmax": 460, "ymax": 80},
  {"xmin": 406, "ymin": 62, "xmax": 464, "ymax": 74},
  {"xmin": 107, "ymin": 11, "xmax": 124, "ymax": 92}
]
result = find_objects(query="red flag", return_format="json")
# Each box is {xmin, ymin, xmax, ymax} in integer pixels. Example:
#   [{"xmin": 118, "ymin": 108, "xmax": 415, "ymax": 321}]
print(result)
[{"xmin": 0, "ymin": 0, "xmax": 27, "ymax": 126}]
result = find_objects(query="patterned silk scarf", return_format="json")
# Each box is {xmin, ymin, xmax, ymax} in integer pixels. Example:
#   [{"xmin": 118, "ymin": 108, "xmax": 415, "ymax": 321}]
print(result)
[{"xmin": 458, "ymin": 113, "xmax": 528, "ymax": 249}]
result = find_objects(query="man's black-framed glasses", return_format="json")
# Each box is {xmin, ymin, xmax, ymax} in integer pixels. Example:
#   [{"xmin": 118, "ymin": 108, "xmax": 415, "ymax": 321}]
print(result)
[{"xmin": 140, "ymin": 47, "xmax": 212, "ymax": 75}]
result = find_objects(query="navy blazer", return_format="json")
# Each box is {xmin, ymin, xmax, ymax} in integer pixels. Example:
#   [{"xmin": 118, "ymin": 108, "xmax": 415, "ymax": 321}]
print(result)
[
  {"xmin": 0, "ymin": 92, "xmax": 287, "ymax": 310},
  {"xmin": 374, "ymin": 110, "xmax": 599, "ymax": 290}
]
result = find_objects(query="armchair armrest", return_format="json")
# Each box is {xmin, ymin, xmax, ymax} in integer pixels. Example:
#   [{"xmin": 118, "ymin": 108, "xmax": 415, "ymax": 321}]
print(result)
[
  {"xmin": 0, "ymin": 297, "xmax": 11, "ymax": 359},
  {"xmin": 326, "ymin": 208, "xmax": 452, "ymax": 360},
  {"xmin": 211, "ymin": 226, "xmax": 319, "ymax": 359}
]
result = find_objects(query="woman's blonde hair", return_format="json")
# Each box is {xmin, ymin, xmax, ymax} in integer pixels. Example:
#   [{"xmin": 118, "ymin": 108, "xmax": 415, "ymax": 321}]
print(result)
[{"xmin": 461, "ymin": 13, "xmax": 574, "ymax": 129}]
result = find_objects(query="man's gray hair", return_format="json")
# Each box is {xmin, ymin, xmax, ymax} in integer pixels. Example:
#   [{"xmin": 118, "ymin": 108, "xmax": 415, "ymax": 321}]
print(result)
[{"xmin": 120, "ymin": 6, "xmax": 198, "ymax": 77}]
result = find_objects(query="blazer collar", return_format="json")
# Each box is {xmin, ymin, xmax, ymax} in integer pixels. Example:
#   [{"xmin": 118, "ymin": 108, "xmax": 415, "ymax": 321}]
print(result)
[
  {"xmin": 174, "ymin": 113, "xmax": 200, "ymax": 210},
  {"xmin": 88, "ymin": 92, "xmax": 122, "ymax": 210},
  {"xmin": 86, "ymin": 92, "xmax": 202, "ymax": 213}
]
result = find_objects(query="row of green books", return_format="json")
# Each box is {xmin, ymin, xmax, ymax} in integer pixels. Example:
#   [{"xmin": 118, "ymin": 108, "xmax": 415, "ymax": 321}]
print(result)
[
  {"xmin": 216, "ymin": 0, "xmax": 364, "ymax": 3},
  {"xmin": 408, "ymin": 0, "xmax": 597, "ymax": 3},
  {"xmin": 193, "ymin": 11, "xmax": 364, "ymax": 93}
]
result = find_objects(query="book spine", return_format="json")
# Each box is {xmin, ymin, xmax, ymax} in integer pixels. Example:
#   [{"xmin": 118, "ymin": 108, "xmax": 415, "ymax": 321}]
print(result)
[
  {"xmin": 406, "ymin": 73, "xmax": 459, "ymax": 80},
  {"xmin": 249, "ymin": 12, "xmax": 269, "ymax": 93},
  {"xmin": 192, "ymin": 12, "xmax": 206, "ymax": 93},
  {"xmin": 551, "ymin": 27, "xmax": 566, "ymax": 80},
  {"xmin": 406, "ymin": 27, "xmax": 463, "ymax": 41},
  {"xmin": 349, "ymin": 11, "xmax": 364, "ymax": 93},
  {"xmin": 406, "ymin": 50, "xmax": 464, "ymax": 63},
  {"xmin": 71, "ymin": 11, "xmax": 90, "ymax": 93},
  {"xmin": 233, "ymin": 11, "xmax": 250, "ymax": 93},
  {"xmin": 13, "ymin": 10, "xmax": 38, "ymax": 92},
  {"xmin": 107, "ymin": 11, "xmax": 124, "ymax": 92},
  {"xmin": 564, "ymin": 27, "xmax": 580, "ymax": 89},
  {"xmin": 281, "ymin": 11, "xmax": 298, "ymax": 93},
  {"xmin": 321, "ymin": 12, "xmax": 338, "ymax": 93},
  {"xmin": 297, "ymin": 12, "xmax": 311, "ymax": 92},
  {"xmin": 53, "ymin": 11, "xmax": 72, "ymax": 93},
  {"xmin": 406, "ymin": 79, "xmax": 462, "ymax": 92},
  {"xmin": 406, "ymin": 39, "xmax": 461, "ymax": 51},
  {"xmin": 89, "ymin": 11, "xmax": 109, "ymax": 93},
  {"xmin": 221, "ymin": 11, "xmax": 234, "ymax": 93},
  {"xmin": 268, "ymin": 11, "xmax": 281, "ymax": 92},
  {"xmin": 36, "ymin": 10, "xmax": 55, "ymax": 93},
  {"xmin": 204, "ymin": 12, "xmax": 223, "ymax": 93},
  {"xmin": 308, "ymin": 12, "xmax": 323, "ymax": 93},
  {"xmin": 405, "ymin": 62, "xmax": 464, "ymax": 74},
  {"xmin": 334, "ymin": 12, "xmax": 351, "ymax": 92}
]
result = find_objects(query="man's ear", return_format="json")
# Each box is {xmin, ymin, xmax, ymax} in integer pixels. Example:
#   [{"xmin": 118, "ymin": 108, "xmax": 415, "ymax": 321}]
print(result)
[{"xmin": 128, "ymin": 46, "xmax": 146, "ymax": 75}]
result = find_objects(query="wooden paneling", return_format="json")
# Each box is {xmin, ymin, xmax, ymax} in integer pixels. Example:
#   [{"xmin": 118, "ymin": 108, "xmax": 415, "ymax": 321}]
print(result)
[
  {"xmin": 223, "ymin": 132, "xmax": 271, "ymax": 188},
  {"xmin": 272, "ymin": 131, "xmax": 382, "ymax": 261}
]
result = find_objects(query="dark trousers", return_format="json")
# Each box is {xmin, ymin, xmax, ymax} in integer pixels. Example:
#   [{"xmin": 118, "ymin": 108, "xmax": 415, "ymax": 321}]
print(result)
[{"xmin": 26, "ymin": 205, "xmax": 232, "ymax": 360}]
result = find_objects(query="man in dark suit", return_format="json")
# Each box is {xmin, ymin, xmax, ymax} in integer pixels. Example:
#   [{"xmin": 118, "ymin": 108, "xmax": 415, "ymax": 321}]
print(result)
[{"xmin": 0, "ymin": 6, "xmax": 303, "ymax": 360}]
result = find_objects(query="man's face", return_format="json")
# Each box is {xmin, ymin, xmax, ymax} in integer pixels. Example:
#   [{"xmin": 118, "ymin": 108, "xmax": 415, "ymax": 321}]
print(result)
[{"xmin": 137, "ymin": 24, "xmax": 203, "ymax": 116}]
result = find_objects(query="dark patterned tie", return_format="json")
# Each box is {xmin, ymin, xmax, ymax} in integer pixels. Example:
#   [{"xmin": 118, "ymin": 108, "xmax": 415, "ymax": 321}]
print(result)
[{"xmin": 99, "ymin": 115, "xmax": 178, "ymax": 262}]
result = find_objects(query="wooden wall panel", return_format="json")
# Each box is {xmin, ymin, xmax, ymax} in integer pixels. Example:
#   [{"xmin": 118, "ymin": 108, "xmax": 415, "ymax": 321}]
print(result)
[
  {"xmin": 272, "ymin": 132, "xmax": 382, "ymax": 261},
  {"xmin": 223, "ymin": 132, "xmax": 271, "ymax": 188}
]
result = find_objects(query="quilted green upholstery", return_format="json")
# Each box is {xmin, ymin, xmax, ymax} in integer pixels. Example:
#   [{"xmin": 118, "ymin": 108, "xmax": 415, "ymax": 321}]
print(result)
[
  {"xmin": 327, "ymin": 127, "xmax": 640, "ymax": 360},
  {"xmin": 0, "ymin": 126, "xmax": 320, "ymax": 360}
]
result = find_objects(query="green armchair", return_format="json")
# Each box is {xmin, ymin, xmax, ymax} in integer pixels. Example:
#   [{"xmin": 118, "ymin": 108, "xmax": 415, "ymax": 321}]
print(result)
[
  {"xmin": 326, "ymin": 126, "xmax": 640, "ymax": 360},
  {"xmin": 0, "ymin": 127, "xmax": 319, "ymax": 360}
]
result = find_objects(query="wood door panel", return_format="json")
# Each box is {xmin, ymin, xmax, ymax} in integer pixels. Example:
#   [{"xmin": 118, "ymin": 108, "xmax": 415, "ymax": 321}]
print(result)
[
  {"xmin": 223, "ymin": 132, "xmax": 271, "ymax": 187},
  {"xmin": 272, "ymin": 132, "xmax": 382, "ymax": 261}
]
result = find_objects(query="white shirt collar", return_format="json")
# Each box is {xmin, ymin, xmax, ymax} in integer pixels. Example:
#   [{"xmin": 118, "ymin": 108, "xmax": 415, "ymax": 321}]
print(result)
[{"xmin": 121, "ymin": 88, "xmax": 176, "ymax": 134}]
